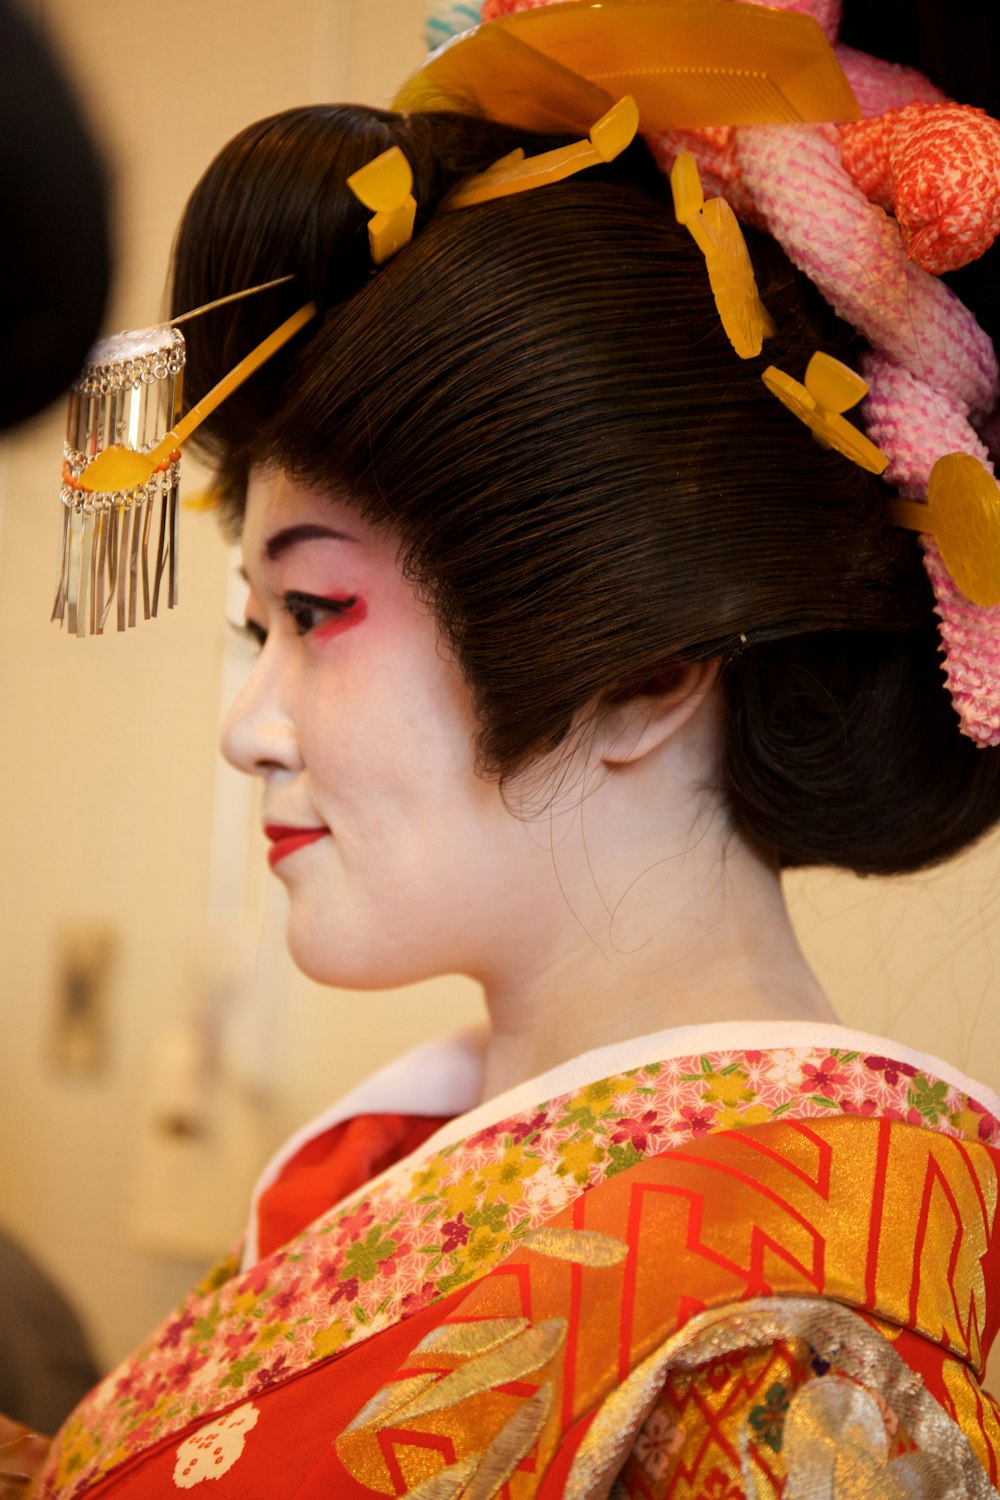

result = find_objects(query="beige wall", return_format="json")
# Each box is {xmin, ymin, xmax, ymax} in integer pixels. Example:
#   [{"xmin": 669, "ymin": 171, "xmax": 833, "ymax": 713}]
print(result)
[
  {"xmin": 0, "ymin": 0, "xmax": 996, "ymax": 1402},
  {"xmin": 0, "ymin": 0, "xmax": 448, "ymax": 1371}
]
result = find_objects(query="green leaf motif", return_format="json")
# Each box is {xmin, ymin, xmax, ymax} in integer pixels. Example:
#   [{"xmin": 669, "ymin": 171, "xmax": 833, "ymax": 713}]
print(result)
[
  {"xmin": 468, "ymin": 1201, "xmax": 511, "ymax": 1234},
  {"xmin": 606, "ymin": 1141, "xmax": 643, "ymax": 1177},
  {"xmin": 435, "ymin": 1264, "xmax": 475, "ymax": 1297},
  {"xmin": 747, "ymin": 1381, "xmax": 789, "ymax": 1453},
  {"xmin": 556, "ymin": 1105, "xmax": 598, "ymax": 1132},
  {"xmin": 219, "ymin": 1353, "xmax": 262, "ymax": 1391},
  {"xmin": 909, "ymin": 1075, "xmax": 948, "ymax": 1120},
  {"xmin": 342, "ymin": 1226, "xmax": 399, "ymax": 1284}
]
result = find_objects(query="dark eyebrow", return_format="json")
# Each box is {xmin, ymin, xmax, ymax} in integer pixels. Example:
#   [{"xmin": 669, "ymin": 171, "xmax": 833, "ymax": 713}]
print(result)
[{"xmin": 262, "ymin": 523, "xmax": 357, "ymax": 562}]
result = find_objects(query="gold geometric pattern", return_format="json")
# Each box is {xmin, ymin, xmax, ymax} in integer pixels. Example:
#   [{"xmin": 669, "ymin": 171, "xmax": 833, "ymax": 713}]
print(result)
[{"xmin": 336, "ymin": 1118, "xmax": 999, "ymax": 1498}]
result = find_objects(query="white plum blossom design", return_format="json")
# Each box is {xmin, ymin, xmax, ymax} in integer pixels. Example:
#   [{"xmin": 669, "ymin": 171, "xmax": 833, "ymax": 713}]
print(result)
[
  {"xmin": 764, "ymin": 1051, "xmax": 805, "ymax": 1089},
  {"xmin": 173, "ymin": 1402, "xmax": 259, "ymax": 1489}
]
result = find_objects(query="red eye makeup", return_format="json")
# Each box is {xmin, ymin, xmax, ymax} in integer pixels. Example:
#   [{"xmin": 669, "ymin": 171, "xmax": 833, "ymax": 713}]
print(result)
[{"xmin": 282, "ymin": 592, "xmax": 368, "ymax": 640}]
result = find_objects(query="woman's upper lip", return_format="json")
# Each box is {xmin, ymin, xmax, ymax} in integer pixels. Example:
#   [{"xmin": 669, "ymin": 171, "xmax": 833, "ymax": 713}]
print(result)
[{"xmin": 264, "ymin": 823, "xmax": 328, "ymax": 841}]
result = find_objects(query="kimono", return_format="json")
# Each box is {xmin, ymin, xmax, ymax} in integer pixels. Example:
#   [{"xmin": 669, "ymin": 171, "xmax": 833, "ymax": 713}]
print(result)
[{"xmin": 40, "ymin": 1021, "xmax": 1000, "ymax": 1499}]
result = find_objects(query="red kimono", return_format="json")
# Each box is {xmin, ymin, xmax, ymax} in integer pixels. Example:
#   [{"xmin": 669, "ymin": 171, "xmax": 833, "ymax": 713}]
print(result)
[{"xmin": 39, "ymin": 1022, "xmax": 1000, "ymax": 1498}]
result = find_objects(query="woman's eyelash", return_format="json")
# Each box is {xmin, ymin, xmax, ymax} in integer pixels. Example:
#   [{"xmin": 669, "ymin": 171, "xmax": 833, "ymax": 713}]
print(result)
[
  {"xmin": 228, "ymin": 618, "xmax": 267, "ymax": 650},
  {"xmin": 281, "ymin": 591, "xmax": 358, "ymax": 636},
  {"xmin": 226, "ymin": 593, "xmax": 358, "ymax": 651}
]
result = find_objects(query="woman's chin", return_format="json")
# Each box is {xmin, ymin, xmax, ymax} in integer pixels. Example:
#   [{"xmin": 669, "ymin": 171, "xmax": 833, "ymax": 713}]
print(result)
[{"xmin": 284, "ymin": 913, "xmax": 431, "ymax": 994}]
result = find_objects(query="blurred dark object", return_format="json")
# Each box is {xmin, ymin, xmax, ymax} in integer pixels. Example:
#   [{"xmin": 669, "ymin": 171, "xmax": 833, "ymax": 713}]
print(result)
[
  {"xmin": 0, "ymin": 1225, "xmax": 100, "ymax": 1432},
  {"xmin": 839, "ymin": 0, "xmax": 998, "ymax": 116},
  {"xmin": 0, "ymin": 0, "xmax": 111, "ymax": 433}
]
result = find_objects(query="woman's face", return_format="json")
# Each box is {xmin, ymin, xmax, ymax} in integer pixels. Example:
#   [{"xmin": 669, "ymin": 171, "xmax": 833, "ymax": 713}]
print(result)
[{"xmin": 223, "ymin": 469, "xmax": 556, "ymax": 990}]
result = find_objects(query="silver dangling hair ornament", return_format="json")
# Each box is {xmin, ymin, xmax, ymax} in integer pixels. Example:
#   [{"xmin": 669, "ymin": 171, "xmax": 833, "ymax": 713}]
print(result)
[{"xmin": 51, "ymin": 276, "xmax": 317, "ymax": 637}]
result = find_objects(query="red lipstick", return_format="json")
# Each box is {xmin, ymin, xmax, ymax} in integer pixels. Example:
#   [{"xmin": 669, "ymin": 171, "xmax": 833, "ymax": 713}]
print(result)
[{"xmin": 265, "ymin": 825, "xmax": 329, "ymax": 868}]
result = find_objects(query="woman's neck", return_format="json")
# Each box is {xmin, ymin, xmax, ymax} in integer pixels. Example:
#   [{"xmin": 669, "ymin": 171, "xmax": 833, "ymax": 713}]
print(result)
[{"xmin": 477, "ymin": 772, "xmax": 835, "ymax": 1103}]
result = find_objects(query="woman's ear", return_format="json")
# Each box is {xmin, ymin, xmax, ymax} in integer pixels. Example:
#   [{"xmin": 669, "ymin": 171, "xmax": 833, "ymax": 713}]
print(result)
[{"xmin": 595, "ymin": 660, "xmax": 720, "ymax": 768}]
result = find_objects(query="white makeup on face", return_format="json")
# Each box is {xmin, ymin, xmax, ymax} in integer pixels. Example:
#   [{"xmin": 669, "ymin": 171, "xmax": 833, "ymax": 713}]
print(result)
[
  {"xmin": 221, "ymin": 469, "xmax": 560, "ymax": 993},
  {"xmin": 221, "ymin": 472, "xmax": 824, "ymax": 1096}
]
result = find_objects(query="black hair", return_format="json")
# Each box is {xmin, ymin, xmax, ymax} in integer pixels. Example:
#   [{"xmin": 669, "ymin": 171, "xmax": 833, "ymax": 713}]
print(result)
[{"xmin": 170, "ymin": 89, "xmax": 1000, "ymax": 877}]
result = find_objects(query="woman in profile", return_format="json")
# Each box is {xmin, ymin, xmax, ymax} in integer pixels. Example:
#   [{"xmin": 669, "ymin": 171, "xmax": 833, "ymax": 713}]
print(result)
[{"xmin": 20, "ymin": 0, "xmax": 1000, "ymax": 1495}]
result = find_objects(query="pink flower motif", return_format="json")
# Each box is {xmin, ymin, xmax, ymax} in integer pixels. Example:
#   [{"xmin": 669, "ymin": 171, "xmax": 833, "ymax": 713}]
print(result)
[
  {"xmin": 242, "ymin": 1260, "xmax": 276, "ymax": 1297},
  {"xmin": 799, "ymin": 1057, "xmax": 849, "ymax": 1093},
  {"xmin": 168, "ymin": 1351, "xmax": 210, "ymax": 1388},
  {"xmin": 678, "ymin": 1105, "xmax": 714, "ymax": 1136},
  {"xmin": 512, "ymin": 1116, "xmax": 551, "ymax": 1146},
  {"xmin": 314, "ymin": 1259, "xmax": 343, "ymax": 1293},
  {"xmin": 468, "ymin": 1110, "xmax": 548, "ymax": 1150},
  {"xmin": 126, "ymin": 1411, "xmax": 170, "ymax": 1450},
  {"xmin": 130, "ymin": 1374, "xmax": 169, "ymax": 1414},
  {"xmin": 841, "ymin": 1097, "xmax": 878, "ymax": 1117},
  {"xmin": 222, "ymin": 1326, "xmax": 256, "ymax": 1361},
  {"xmin": 256, "ymin": 1352, "xmax": 292, "ymax": 1388},
  {"xmin": 865, "ymin": 1055, "xmax": 918, "ymax": 1087},
  {"xmin": 467, "ymin": 1121, "xmax": 508, "ymax": 1150},
  {"xmin": 336, "ymin": 1203, "xmax": 375, "ymax": 1240},
  {"xmin": 160, "ymin": 1307, "xmax": 196, "ymax": 1351},
  {"xmin": 328, "ymin": 1276, "xmax": 360, "ymax": 1308},
  {"xmin": 611, "ymin": 1110, "xmax": 659, "ymax": 1152},
  {"xmin": 508, "ymin": 1111, "xmax": 548, "ymax": 1144},
  {"xmin": 113, "ymin": 1366, "xmax": 147, "ymax": 1400},
  {"xmin": 634, "ymin": 1407, "xmax": 684, "ymax": 1480},
  {"xmin": 967, "ymin": 1097, "xmax": 1000, "ymax": 1142},
  {"xmin": 399, "ymin": 1289, "xmax": 429, "ymax": 1319},
  {"xmin": 268, "ymin": 1278, "xmax": 304, "ymax": 1317},
  {"xmin": 441, "ymin": 1217, "xmax": 471, "ymax": 1253}
]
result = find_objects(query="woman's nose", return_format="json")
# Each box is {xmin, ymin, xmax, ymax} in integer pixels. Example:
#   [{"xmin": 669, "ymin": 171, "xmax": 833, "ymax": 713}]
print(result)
[{"xmin": 220, "ymin": 648, "xmax": 302, "ymax": 777}]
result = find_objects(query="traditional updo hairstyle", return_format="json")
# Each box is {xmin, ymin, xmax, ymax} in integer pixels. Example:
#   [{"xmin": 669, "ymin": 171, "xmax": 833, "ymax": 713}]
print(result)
[{"xmin": 171, "ymin": 91, "xmax": 1000, "ymax": 877}]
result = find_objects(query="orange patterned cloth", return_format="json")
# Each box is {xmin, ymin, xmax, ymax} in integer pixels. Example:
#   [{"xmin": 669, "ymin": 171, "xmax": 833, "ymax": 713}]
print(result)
[
  {"xmin": 839, "ymin": 102, "xmax": 1000, "ymax": 274},
  {"xmin": 40, "ymin": 1041, "xmax": 1000, "ymax": 1499},
  {"xmin": 331, "ymin": 1116, "xmax": 1000, "ymax": 1497}
]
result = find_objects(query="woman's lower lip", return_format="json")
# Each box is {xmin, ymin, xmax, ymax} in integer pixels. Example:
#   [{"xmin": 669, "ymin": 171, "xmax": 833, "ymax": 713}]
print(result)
[{"xmin": 266, "ymin": 829, "xmax": 329, "ymax": 868}]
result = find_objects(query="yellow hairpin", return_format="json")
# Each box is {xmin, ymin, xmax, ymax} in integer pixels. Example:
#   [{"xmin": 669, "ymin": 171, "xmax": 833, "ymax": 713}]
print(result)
[
  {"xmin": 762, "ymin": 353, "xmax": 889, "ymax": 474},
  {"xmin": 671, "ymin": 152, "xmax": 775, "ymax": 359},
  {"xmin": 443, "ymin": 95, "xmax": 639, "ymax": 210},
  {"xmin": 891, "ymin": 453, "xmax": 1000, "ymax": 607},
  {"xmin": 346, "ymin": 146, "xmax": 417, "ymax": 265}
]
